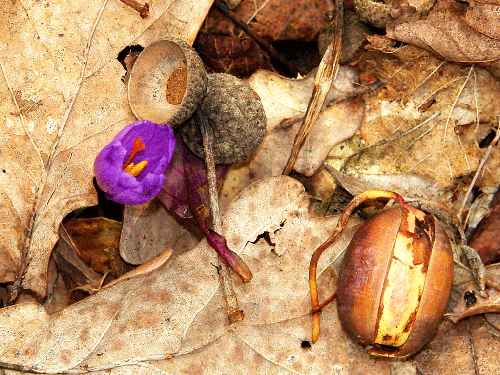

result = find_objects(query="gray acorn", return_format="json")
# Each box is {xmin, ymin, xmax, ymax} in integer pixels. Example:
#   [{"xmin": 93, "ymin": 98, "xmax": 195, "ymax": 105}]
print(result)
[{"xmin": 180, "ymin": 73, "xmax": 267, "ymax": 165}]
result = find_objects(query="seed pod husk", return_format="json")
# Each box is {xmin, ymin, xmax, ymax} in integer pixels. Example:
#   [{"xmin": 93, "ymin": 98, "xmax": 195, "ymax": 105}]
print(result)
[{"xmin": 336, "ymin": 204, "xmax": 454, "ymax": 357}]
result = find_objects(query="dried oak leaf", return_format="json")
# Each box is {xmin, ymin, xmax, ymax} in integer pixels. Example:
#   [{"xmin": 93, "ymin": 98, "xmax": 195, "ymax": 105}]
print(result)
[
  {"xmin": 0, "ymin": 176, "xmax": 410, "ymax": 374},
  {"xmin": 247, "ymin": 67, "xmax": 365, "ymax": 178},
  {"xmin": 345, "ymin": 46, "xmax": 500, "ymax": 188},
  {"xmin": 324, "ymin": 166, "xmax": 448, "ymax": 204},
  {"xmin": 386, "ymin": 0, "xmax": 500, "ymax": 78},
  {"xmin": 0, "ymin": 0, "xmax": 212, "ymax": 298}
]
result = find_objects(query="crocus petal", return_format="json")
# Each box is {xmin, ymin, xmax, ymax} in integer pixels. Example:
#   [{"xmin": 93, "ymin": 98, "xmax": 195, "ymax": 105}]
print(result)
[
  {"xmin": 93, "ymin": 144, "xmax": 127, "ymax": 193},
  {"xmin": 94, "ymin": 120, "xmax": 175, "ymax": 205}
]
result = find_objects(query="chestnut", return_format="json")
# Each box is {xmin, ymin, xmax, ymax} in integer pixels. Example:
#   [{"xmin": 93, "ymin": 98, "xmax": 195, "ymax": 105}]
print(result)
[{"xmin": 309, "ymin": 190, "xmax": 454, "ymax": 357}]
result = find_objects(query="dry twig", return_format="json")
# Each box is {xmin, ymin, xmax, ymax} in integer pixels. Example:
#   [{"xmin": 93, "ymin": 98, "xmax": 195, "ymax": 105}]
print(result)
[
  {"xmin": 282, "ymin": 0, "xmax": 343, "ymax": 175},
  {"xmin": 457, "ymin": 122, "xmax": 500, "ymax": 222},
  {"xmin": 197, "ymin": 109, "xmax": 245, "ymax": 324}
]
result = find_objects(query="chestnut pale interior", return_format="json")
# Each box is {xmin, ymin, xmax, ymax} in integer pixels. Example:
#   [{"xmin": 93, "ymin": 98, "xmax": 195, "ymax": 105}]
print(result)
[{"xmin": 336, "ymin": 204, "xmax": 454, "ymax": 357}]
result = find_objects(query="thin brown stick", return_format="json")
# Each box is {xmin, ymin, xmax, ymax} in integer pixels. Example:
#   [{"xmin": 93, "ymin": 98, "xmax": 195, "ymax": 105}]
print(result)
[
  {"xmin": 282, "ymin": 0, "xmax": 343, "ymax": 175},
  {"xmin": 198, "ymin": 109, "xmax": 245, "ymax": 324},
  {"xmin": 119, "ymin": 0, "xmax": 149, "ymax": 18},
  {"xmin": 457, "ymin": 123, "xmax": 500, "ymax": 221}
]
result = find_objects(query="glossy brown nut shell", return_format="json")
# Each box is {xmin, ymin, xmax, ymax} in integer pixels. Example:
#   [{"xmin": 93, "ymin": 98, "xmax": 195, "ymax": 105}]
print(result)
[{"xmin": 336, "ymin": 204, "xmax": 454, "ymax": 357}]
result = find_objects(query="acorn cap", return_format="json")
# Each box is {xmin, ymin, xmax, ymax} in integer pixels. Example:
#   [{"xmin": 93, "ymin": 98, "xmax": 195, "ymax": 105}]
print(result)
[
  {"xmin": 179, "ymin": 73, "xmax": 267, "ymax": 165},
  {"xmin": 128, "ymin": 38, "xmax": 207, "ymax": 126}
]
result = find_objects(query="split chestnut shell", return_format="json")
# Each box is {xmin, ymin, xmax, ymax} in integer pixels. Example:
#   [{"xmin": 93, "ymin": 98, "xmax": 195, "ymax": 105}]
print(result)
[
  {"xmin": 128, "ymin": 38, "xmax": 207, "ymax": 126},
  {"xmin": 336, "ymin": 204, "xmax": 454, "ymax": 357}
]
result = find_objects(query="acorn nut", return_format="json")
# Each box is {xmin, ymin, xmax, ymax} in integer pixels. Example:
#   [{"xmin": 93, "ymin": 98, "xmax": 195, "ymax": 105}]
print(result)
[
  {"xmin": 309, "ymin": 190, "xmax": 454, "ymax": 358},
  {"xmin": 179, "ymin": 73, "xmax": 267, "ymax": 165},
  {"xmin": 128, "ymin": 38, "xmax": 208, "ymax": 126}
]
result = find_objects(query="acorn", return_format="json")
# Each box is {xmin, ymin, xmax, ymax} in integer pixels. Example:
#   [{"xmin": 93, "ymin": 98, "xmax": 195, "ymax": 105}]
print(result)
[
  {"xmin": 179, "ymin": 73, "xmax": 267, "ymax": 165},
  {"xmin": 127, "ymin": 38, "xmax": 208, "ymax": 126},
  {"xmin": 309, "ymin": 190, "xmax": 454, "ymax": 358}
]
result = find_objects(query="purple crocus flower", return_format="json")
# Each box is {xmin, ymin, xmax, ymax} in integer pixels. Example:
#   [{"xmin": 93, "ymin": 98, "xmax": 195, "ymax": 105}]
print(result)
[{"xmin": 94, "ymin": 120, "xmax": 175, "ymax": 205}]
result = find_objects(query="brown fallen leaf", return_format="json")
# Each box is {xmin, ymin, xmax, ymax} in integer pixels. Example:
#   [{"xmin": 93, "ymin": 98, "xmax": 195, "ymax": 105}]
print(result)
[
  {"xmin": 201, "ymin": 0, "xmax": 333, "ymax": 42},
  {"xmin": 0, "ymin": 175, "xmax": 416, "ymax": 374},
  {"xmin": 63, "ymin": 217, "xmax": 122, "ymax": 274},
  {"xmin": 415, "ymin": 317, "xmax": 492, "ymax": 374},
  {"xmin": 386, "ymin": 0, "xmax": 500, "ymax": 78},
  {"xmin": 53, "ymin": 225, "xmax": 104, "ymax": 290},
  {"xmin": 0, "ymin": 0, "xmax": 212, "ymax": 299},
  {"xmin": 195, "ymin": 0, "xmax": 333, "ymax": 77}
]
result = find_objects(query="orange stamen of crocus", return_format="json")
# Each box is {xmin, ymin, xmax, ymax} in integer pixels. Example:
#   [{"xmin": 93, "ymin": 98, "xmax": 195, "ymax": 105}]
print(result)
[{"xmin": 123, "ymin": 137, "xmax": 148, "ymax": 176}]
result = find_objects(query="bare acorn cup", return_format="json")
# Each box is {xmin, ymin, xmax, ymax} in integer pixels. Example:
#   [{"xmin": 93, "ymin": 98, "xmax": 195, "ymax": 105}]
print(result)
[
  {"xmin": 128, "ymin": 37, "xmax": 208, "ymax": 127},
  {"xmin": 309, "ymin": 190, "xmax": 454, "ymax": 358}
]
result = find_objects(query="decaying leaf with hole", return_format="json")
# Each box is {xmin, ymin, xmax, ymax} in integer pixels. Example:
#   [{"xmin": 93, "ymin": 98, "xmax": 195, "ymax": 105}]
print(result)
[
  {"xmin": 451, "ymin": 287, "xmax": 500, "ymax": 323},
  {"xmin": 0, "ymin": 176, "xmax": 413, "ymax": 375},
  {"xmin": 0, "ymin": 0, "xmax": 212, "ymax": 298},
  {"xmin": 343, "ymin": 45, "xmax": 500, "ymax": 188}
]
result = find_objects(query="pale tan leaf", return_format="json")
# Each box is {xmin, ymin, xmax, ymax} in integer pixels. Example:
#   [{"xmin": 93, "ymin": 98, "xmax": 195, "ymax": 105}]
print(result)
[
  {"xmin": 0, "ymin": 0, "xmax": 212, "ymax": 297},
  {"xmin": 246, "ymin": 67, "xmax": 364, "ymax": 178},
  {"xmin": 0, "ymin": 176, "xmax": 410, "ymax": 374},
  {"xmin": 340, "ymin": 49, "xmax": 500, "ymax": 189},
  {"xmin": 323, "ymin": 164, "xmax": 448, "ymax": 203}
]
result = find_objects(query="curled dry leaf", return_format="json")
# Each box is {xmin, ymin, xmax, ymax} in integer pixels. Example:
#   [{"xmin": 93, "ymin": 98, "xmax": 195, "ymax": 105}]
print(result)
[
  {"xmin": 54, "ymin": 225, "xmax": 104, "ymax": 289},
  {"xmin": 323, "ymin": 164, "xmax": 448, "ymax": 203},
  {"xmin": 247, "ymin": 67, "xmax": 365, "ymax": 178},
  {"xmin": 386, "ymin": 0, "xmax": 500, "ymax": 78},
  {"xmin": 0, "ymin": 176, "xmax": 413, "ymax": 375},
  {"xmin": 63, "ymin": 217, "xmax": 122, "ymax": 274},
  {"xmin": 451, "ymin": 286, "xmax": 500, "ymax": 323},
  {"xmin": 0, "ymin": 0, "xmax": 212, "ymax": 298}
]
